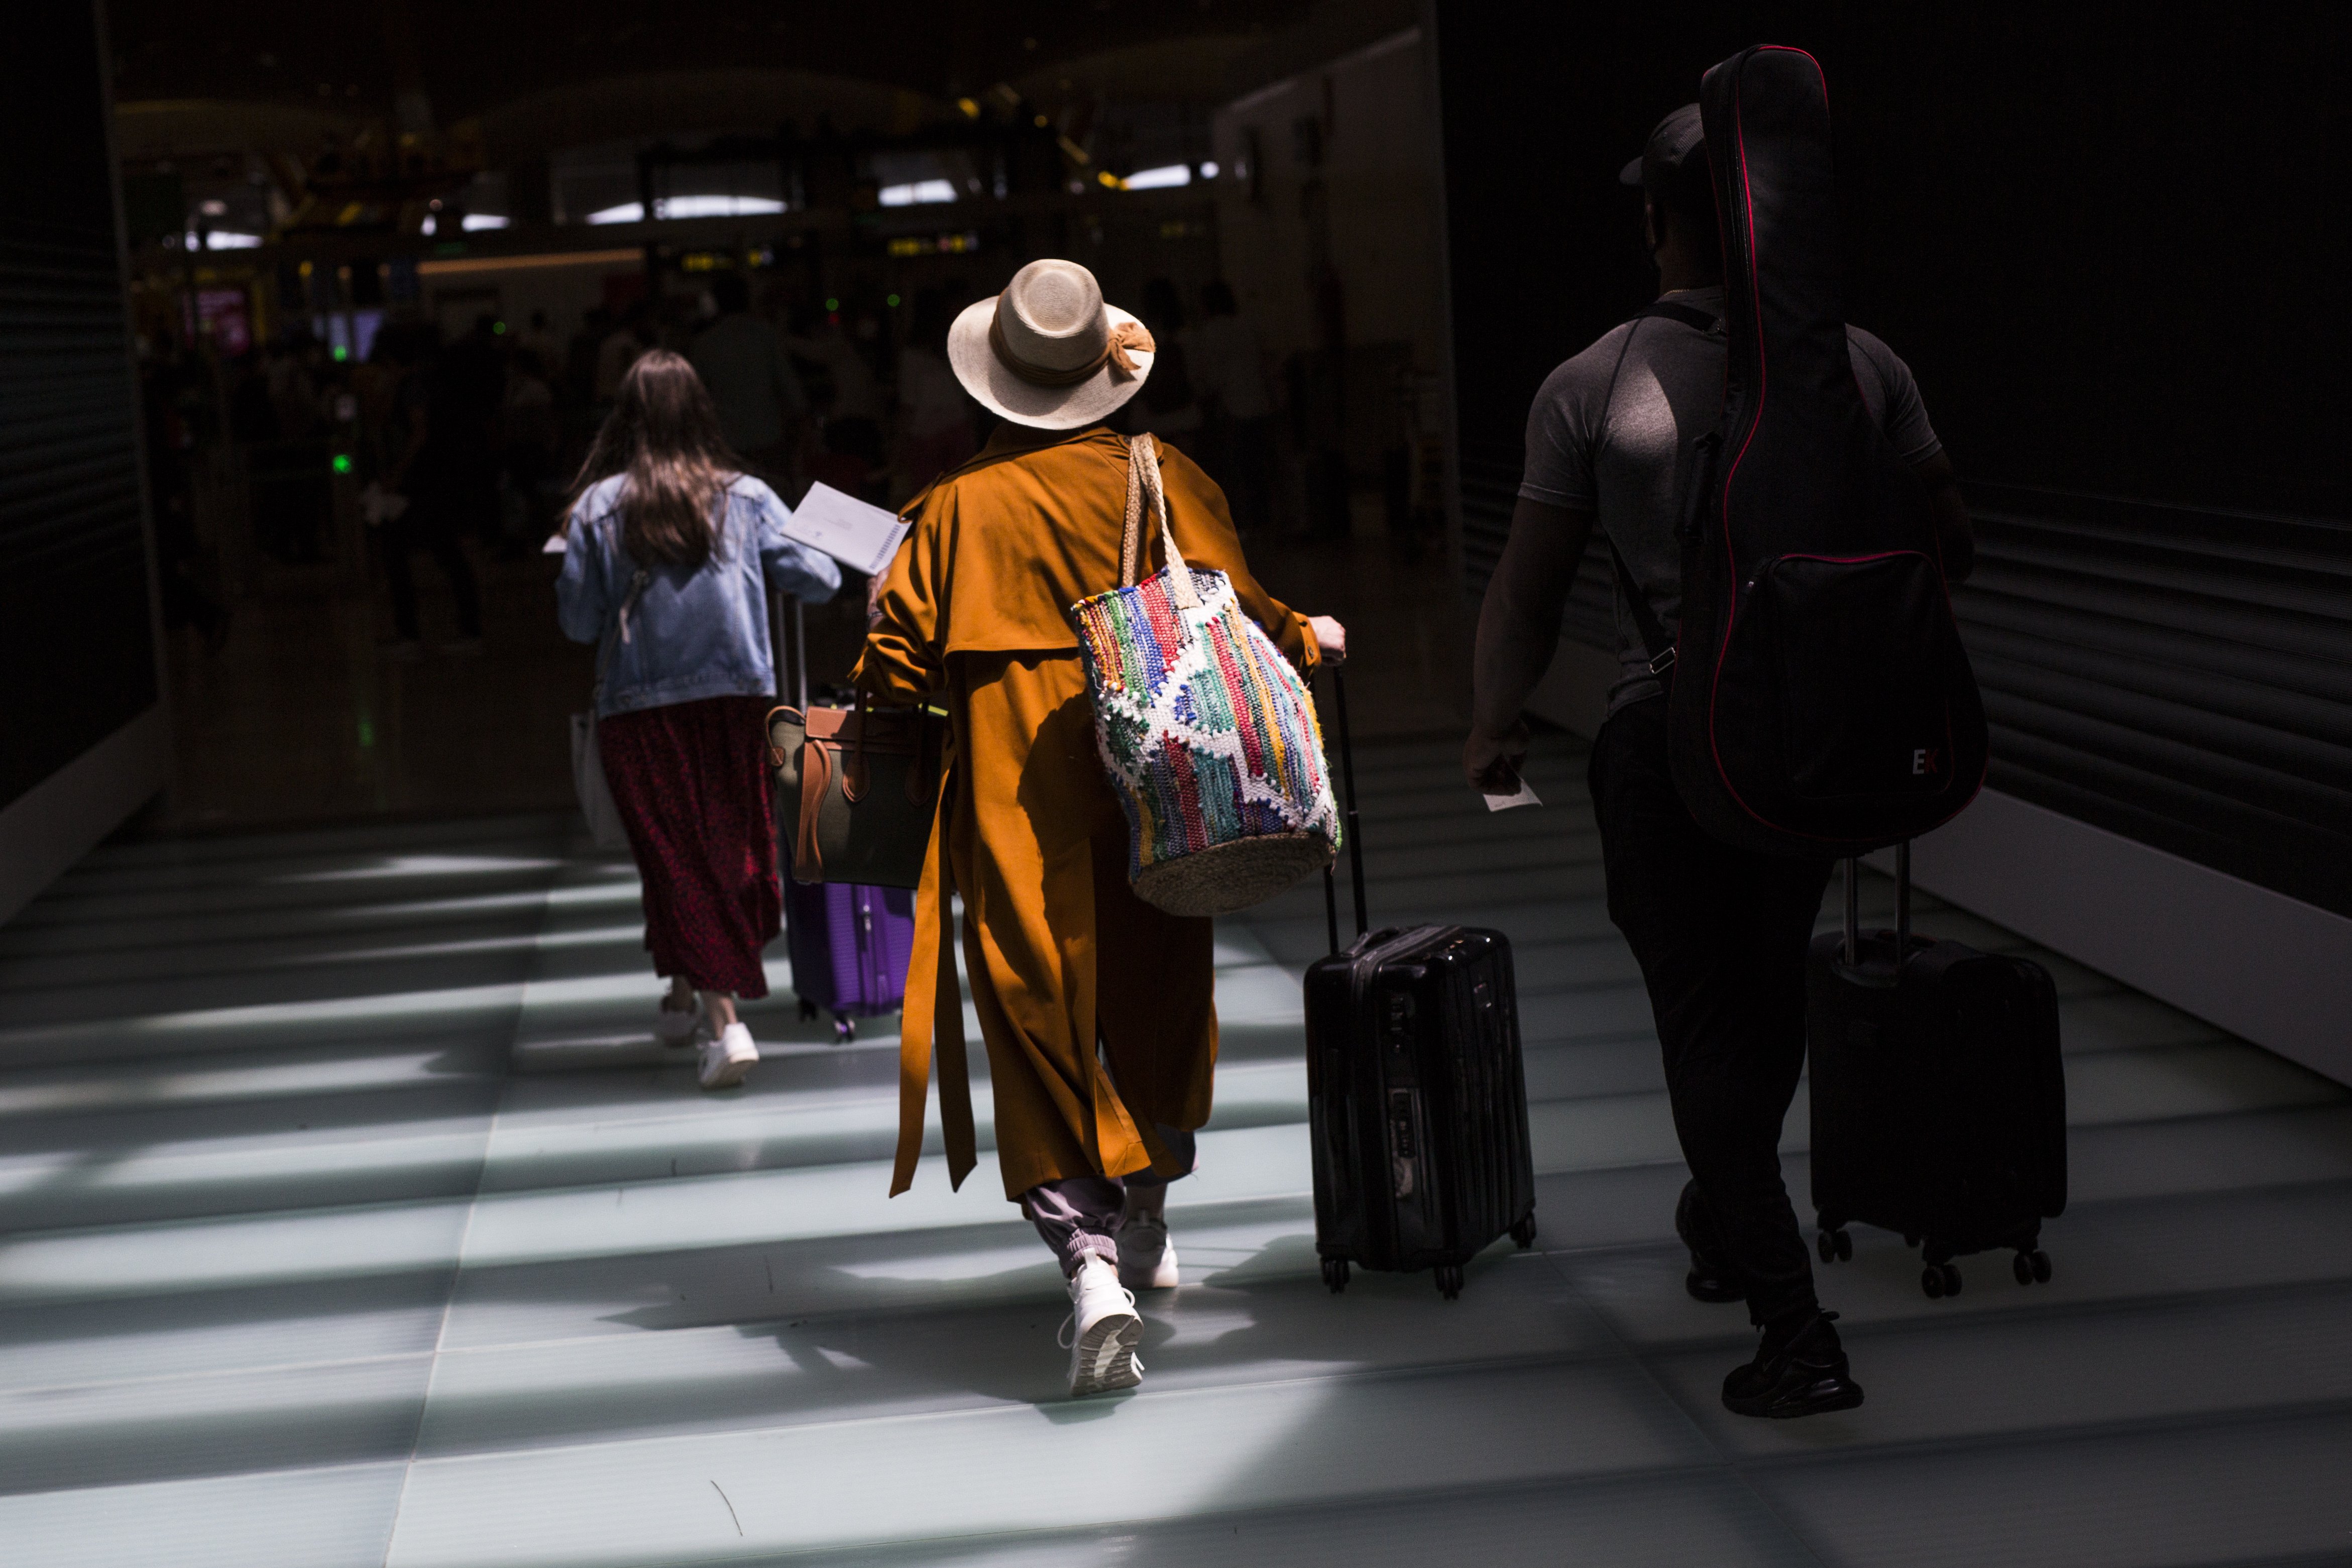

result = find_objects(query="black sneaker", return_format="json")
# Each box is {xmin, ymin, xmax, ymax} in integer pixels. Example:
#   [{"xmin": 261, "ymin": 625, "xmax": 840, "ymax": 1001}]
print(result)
[
  {"xmin": 1675, "ymin": 1179, "xmax": 1746, "ymax": 1304},
  {"xmin": 1722, "ymin": 1310, "xmax": 1865, "ymax": 1418}
]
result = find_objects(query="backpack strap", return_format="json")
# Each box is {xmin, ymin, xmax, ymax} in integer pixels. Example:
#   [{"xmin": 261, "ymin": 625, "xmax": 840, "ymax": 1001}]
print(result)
[
  {"xmin": 592, "ymin": 568, "xmax": 650, "ymax": 703},
  {"xmin": 1630, "ymin": 298, "xmax": 1721, "ymax": 335},
  {"xmin": 1593, "ymin": 300, "xmax": 1721, "ymax": 681},
  {"xmin": 1605, "ymin": 533, "xmax": 1679, "ymax": 681}
]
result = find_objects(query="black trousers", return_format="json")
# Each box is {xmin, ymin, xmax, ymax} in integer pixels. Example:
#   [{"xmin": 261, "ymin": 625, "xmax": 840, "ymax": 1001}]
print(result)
[
  {"xmin": 378, "ymin": 511, "xmax": 481, "ymax": 642},
  {"xmin": 1588, "ymin": 696, "xmax": 1833, "ymax": 1327}
]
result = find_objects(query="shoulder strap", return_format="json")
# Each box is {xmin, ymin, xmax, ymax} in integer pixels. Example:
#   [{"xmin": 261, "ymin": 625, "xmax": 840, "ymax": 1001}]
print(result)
[
  {"xmin": 592, "ymin": 568, "xmax": 650, "ymax": 700},
  {"xmin": 1604, "ymin": 534, "xmax": 1677, "ymax": 679},
  {"xmin": 1119, "ymin": 433, "xmax": 1200, "ymax": 609},
  {"xmin": 1118, "ymin": 435, "xmax": 1148, "ymax": 586},
  {"xmin": 1629, "ymin": 298, "xmax": 1721, "ymax": 334},
  {"xmin": 1592, "ymin": 304, "xmax": 1716, "ymax": 679}
]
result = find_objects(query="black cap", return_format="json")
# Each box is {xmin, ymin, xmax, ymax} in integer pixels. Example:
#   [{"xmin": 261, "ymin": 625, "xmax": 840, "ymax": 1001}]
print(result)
[{"xmin": 1619, "ymin": 102, "xmax": 1704, "ymax": 188}]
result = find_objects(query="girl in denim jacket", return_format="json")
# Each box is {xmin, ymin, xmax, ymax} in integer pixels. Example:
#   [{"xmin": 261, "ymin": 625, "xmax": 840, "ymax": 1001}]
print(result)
[{"xmin": 556, "ymin": 351, "xmax": 839, "ymax": 1088}]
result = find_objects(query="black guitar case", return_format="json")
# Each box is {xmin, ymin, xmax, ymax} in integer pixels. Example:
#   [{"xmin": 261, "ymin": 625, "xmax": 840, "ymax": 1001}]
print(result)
[{"xmin": 1667, "ymin": 46, "xmax": 1988, "ymax": 857}]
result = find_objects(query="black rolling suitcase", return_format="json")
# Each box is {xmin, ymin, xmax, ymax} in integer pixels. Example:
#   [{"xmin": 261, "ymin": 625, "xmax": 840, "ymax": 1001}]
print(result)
[
  {"xmin": 1808, "ymin": 848, "xmax": 2067, "ymax": 1298},
  {"xmin": 1304, "ymin": 671, "xmax": 1538, "ymax": 1299}
]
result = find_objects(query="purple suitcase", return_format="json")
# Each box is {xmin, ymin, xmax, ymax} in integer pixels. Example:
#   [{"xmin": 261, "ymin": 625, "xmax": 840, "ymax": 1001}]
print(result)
[
  {"xmin": 783, "ymin": 873, "xmax": 915, "ymax": 1041},
  {"xmin": 769, "ymin": 590, "xmax": 915, "ymax": 1041}
]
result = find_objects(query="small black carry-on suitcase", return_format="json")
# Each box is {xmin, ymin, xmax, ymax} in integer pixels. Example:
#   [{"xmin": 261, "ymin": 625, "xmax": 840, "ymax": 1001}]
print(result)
[
  {"xmin": 1304, "ymin": 671, "xmax": 1538, "ymax": 1299},
  {"xmin": 1808, "ymin": 848, "xmax": 2067, "ymax": 1298}
]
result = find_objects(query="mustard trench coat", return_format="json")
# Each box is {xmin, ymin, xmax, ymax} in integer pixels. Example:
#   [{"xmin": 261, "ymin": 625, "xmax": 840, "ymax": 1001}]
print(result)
[{"xmin": 853, "ymin": 422, "xmax": 1318, "ymax": 1199}]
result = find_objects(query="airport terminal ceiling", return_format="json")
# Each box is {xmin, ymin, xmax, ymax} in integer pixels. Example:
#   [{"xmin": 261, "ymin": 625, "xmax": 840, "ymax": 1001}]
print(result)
[{"xmin": 105, "ymin": 0, "xmax": 1317, "ymax": 132}]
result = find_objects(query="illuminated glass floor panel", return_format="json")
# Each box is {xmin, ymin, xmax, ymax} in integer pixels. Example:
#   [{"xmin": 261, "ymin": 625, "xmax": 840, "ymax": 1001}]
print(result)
[{"xmin": 1, "ymin": 746, "xmax": 2346, "ymax": 1566}]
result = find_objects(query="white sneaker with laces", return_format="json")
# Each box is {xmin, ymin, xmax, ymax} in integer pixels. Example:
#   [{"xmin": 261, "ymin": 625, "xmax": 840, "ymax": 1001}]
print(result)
[
  {"xmin": 697, "ymin": 1023, "xmax": 758, "ymax": 1090},
  {"xmin": 1117, "ymin": 1211, "xmax": 1180, "ymax": 1291},
  {"xmin": 654, "ymin": 999, "xmax": 700, "ymax": 1049},
  {"xmin": 1059, "ymin": 1256, "xmax": 1143, "ymax": 1397}
]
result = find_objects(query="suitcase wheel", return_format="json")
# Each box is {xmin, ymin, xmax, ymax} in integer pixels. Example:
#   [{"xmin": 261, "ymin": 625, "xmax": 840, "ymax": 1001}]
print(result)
[
  {"xmin": 798, "ymin": 999, "xmax": 819, "ymax": 1023},
  {"xmin": 1510, "ymin": 1215, "xmax": 1538, "ymax": 1250},
  {"xmin": 1922, "ymin": 1262, "xmax": 1962, "ymax": 1299},
  {"xmin": 1434, "ymin": 1264, "xmax": 1464, "ymax": 1300},
  {"xmin": 832, "ymin": 1015, "xmax": 857, "ymax": 1044},
  {"xmin": 1321, "ymin": 1258, "xmax": 1349, "ymax": 1294},
  {"xmin": 1816, "ymin": 1228, "xmax": 1853, "ymax": 1264},
  {"xmin": 2013, "ymin": 1249, "xmax": 2053, "ymax": 1286}
]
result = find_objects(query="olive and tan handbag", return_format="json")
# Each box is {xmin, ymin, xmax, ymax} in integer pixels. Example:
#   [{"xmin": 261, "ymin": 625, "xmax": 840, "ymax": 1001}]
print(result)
[{"xmin": 766, "ymin": 697, "xmax": 945, "ymax": 889}]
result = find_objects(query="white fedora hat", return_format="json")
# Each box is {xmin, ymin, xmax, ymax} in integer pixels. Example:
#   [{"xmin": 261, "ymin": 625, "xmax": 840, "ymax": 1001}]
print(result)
[{"xmin": 946, "ymin": 259, "xmax": 1156, "ymax": 430}]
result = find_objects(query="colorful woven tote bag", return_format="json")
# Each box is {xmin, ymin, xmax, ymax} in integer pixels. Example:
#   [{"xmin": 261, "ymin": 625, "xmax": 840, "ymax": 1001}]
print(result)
[{"xmin": 1071, "ymin": 434, "xmax": 1339, "ymax": 918}]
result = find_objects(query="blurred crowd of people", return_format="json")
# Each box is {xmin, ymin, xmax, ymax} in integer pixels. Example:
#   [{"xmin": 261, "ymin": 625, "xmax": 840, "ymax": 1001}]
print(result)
[{"xmin": 135, "ymin": 266, "xmax": 1310, "ymax": 664}]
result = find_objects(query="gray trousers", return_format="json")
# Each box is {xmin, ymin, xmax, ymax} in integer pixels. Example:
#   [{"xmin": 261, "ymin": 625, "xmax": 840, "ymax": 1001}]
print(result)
[{"xmin": 1020, "ymin": 1126, "xmax": 1197, "ymax": 1277}]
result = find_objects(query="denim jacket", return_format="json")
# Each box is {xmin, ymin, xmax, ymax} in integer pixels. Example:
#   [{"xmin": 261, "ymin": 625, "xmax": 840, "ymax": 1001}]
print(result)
[{"xmin": 556, "ymin": 474, "xmax": 841, "ymax": 717}]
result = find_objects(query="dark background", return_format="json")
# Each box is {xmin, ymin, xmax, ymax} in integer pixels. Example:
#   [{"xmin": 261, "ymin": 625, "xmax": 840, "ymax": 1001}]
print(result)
[
  {"xmin": 1435, "ymin": 2, "xmax": 2348, "ymax": 518},
  {"xmin": 2, "ymin": 6, "xmax": 159, "ymax": 812},
  {"xmin": 1433, "ymin": 2, "xmax": 2352, "ymax": 915}
]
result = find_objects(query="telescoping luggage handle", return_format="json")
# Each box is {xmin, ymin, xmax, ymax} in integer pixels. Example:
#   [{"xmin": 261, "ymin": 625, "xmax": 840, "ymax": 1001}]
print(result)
[
  {"xmin": 768, "ymin": 591, "xmax": 809, "ymax": 859},
  {"xmin": 1322, "ymin": 666, "xmax": 1368, "ymax": 955},
  {"xmin": 1841, "ymin": 843, "xmax": 1913, "ymax": 965},
  {"xmin": 768, "ymin": 589, "xmax": 810, "ymax": 713}
]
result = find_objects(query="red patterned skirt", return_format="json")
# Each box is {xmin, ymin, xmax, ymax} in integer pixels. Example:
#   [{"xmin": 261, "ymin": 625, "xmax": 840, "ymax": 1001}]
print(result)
[{"xmin": 597, "ymin": 694, "xmax": 780, "ymax": 997}]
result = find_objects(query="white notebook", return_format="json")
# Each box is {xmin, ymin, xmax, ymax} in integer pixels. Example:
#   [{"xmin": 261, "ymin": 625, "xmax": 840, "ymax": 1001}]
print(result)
[{"xmin": 785, "ymin": 482, "xmax": 910, "ymax": 578}]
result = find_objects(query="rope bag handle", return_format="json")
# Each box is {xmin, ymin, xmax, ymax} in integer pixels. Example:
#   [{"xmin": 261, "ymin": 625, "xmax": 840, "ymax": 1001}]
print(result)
[{"xmin": 1118, "ymin": 433, "xmax": 1201, "ymax": 610}]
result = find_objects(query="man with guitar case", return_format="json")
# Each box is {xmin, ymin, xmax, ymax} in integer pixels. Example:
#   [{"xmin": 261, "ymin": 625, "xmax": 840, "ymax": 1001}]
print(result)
[{"xmin": 1469, "ymin": 47, "xmax": 2022, "ymax": 1417}]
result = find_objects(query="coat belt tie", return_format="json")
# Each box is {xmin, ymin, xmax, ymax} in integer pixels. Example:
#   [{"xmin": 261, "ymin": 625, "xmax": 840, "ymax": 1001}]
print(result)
[{"xmin": 891, "ymin": 751, "xmax": 977, "ymax": 1196}]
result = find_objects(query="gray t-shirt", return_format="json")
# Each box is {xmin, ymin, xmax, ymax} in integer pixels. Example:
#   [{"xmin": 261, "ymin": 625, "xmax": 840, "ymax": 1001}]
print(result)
[{"xmin": 1517, "ymin": 285, "xmax": 1943, "ymax": 714}]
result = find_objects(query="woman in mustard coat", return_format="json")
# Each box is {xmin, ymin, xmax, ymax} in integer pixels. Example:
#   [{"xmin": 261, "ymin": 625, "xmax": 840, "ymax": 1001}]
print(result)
[{"xmin": 854, "ymin": 260, "xmax": 1344, "ymax": 1396}]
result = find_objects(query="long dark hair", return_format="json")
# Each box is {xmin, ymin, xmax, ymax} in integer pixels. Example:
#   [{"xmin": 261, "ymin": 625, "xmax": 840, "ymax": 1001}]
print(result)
[{"xmin": 568, "ymin": 349, "xmax": 740, "ymax": 569}]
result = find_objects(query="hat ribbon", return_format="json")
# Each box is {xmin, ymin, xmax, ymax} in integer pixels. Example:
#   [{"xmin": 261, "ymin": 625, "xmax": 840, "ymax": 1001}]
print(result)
[{"xmin": 987, "ymin": 305, "xmax": 1156, "ymax": 387}]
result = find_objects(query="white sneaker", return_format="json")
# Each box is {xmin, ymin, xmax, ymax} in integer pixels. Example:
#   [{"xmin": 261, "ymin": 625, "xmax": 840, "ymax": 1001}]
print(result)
[
  {"xmin": 697, "ymin": 1023, "xmax": 758, "ymax": 1090},
  {"xmin": 654, "ymin": 999, "xmax": 701, "ymax": 1049},
  {"xmin": 1117, "ymin": 1211, "xmax": 1180, "ymax": 1291},
  {"xmin": 1059, "ymin": 1256, "xmax": 1143, "ymax": 1398}
]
